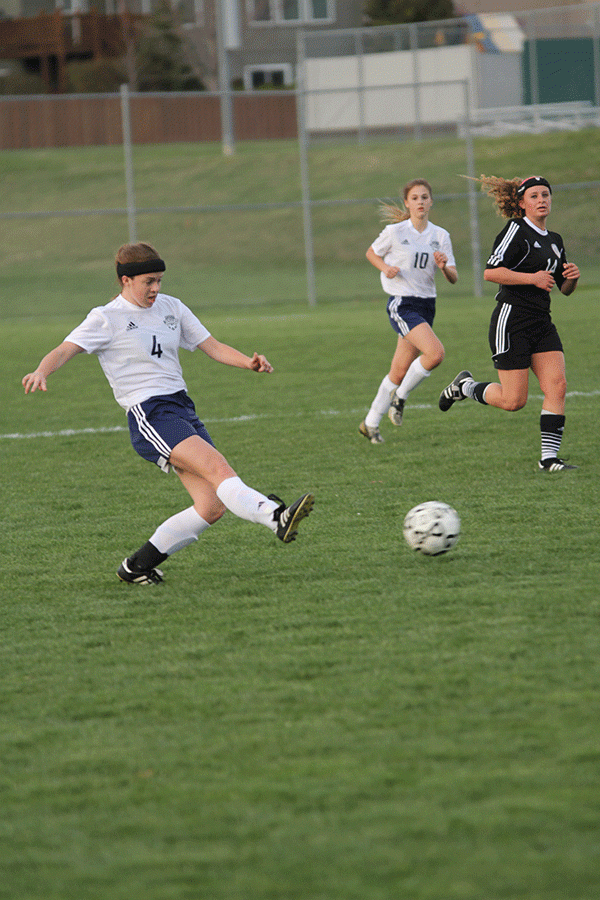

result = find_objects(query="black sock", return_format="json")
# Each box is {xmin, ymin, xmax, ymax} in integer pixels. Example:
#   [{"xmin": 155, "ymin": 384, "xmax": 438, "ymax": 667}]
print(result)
[
  {"xmin": 129, "ymin": 541, "xmax": 168, "ymax": 571},
  {"xmin": 472, "ymin": 382, "xmax": 491, "ymax": 404}
]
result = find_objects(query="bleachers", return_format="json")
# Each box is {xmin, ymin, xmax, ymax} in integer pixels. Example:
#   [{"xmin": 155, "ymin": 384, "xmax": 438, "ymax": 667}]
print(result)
[{"xmin": 464, "ymin": 101, "xmax": 599, "ymax": 136}]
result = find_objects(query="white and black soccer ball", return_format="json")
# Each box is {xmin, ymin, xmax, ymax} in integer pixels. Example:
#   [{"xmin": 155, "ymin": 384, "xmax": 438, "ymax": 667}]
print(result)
[{"xmin": 403, "ymin": 501, "xmax": 461, "ymax": 556}]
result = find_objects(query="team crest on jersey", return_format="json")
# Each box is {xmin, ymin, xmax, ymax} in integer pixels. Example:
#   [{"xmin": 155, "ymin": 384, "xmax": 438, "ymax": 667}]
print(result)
[
  {"xmin": 551, "ymin": 244, "xmax": 560, "ymax": 257},
  {"xmin": 430, "ymin": 241, "xmax": 440, "ymax": 250},
  {"xmin": 163, "ymin": 315, "xmax": 178, "ymax": 330}
]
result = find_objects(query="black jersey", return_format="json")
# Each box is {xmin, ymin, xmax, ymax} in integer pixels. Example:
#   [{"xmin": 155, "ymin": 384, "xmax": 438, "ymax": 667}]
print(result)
[{"xmin": 486, "ymin": 217, "xmax": 568, "ymax": 312}]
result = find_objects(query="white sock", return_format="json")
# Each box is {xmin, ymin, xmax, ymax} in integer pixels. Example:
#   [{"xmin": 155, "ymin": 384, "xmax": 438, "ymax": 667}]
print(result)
[
  {"xmin": 396, "ymin": 357, "xmax": 430, "ymax": 400},
  {"xmin": 150, "ymin": 506, "xmax": 210, "ymax": 555},
  {"xmin": 365, "ymin": 375, "xmax": 398, "ymax": 428},
  {"xmin": 216, "ymin": 476, "xmax": 279, "ymax": 532}
]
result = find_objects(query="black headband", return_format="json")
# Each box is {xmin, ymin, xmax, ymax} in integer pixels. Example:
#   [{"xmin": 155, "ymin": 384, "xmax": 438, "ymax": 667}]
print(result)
[
  {"xmin": 517, "ymin": 176, "xmax": 552, "ymax": 196},
  {"xmin": 116, "ymin": 258, "xmax": 166, "ymax": 277}
]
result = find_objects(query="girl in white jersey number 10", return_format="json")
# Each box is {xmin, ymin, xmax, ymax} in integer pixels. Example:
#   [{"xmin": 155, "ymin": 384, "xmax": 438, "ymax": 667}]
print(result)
[
  {"xmin": 359, "ymin": 178, "xmax": 458, "ymax": 444},
  {"xmin": 23, "ymin": 242, "xmax": 314, "ymax": 584}
]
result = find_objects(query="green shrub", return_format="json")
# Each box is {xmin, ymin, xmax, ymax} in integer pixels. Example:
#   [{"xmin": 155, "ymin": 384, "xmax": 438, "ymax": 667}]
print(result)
[
  {"xmin": 65, "ymin": 57, "xmax": 127, "ymax": 94},
  {"xmin": 0, "ymin": 60, "xmax": 47, "ymax": 95}
]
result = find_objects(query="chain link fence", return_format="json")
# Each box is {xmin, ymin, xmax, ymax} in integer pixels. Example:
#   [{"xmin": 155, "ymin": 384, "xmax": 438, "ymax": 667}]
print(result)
[{"xmin": 2, "ymin": 7, "xmax": 600, "ymax": 316}]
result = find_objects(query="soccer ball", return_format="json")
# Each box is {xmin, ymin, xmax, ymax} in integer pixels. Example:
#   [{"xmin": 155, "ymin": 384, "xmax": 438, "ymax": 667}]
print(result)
[{"xmin": 403, "ymin": 501, "xmax": 461, "ymax": 556}]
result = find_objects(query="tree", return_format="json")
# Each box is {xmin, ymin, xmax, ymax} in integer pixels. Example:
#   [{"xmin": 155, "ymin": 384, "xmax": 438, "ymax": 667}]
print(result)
[
  {"xmin": 364, "ymin": 0, "xmax": 455, "ymax": 25},
  {"xmin": 135, "ymin": 0, "xmax": 204, "ymax": 92}
]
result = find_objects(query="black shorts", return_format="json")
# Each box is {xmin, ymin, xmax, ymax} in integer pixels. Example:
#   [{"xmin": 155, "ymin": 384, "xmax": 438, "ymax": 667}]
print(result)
[{"xmin": 489, "ymin": 302, "xmax": 563, "ymax": 370}]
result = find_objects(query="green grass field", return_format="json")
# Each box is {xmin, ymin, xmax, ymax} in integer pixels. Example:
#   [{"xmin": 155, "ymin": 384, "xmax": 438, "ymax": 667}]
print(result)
[{"xmin": 2, "ymin": 132, "xmax": 600, "ymax": 899}]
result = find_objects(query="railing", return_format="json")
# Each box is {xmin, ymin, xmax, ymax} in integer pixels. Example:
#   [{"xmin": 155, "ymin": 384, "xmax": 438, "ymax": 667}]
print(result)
[
  {"xmin": 0, "ymin": 11, "xmax": 140, "ymax": 90},
  {"xmin": 464, "ymin": 101, "xmax": 600, "ymax": 136}
]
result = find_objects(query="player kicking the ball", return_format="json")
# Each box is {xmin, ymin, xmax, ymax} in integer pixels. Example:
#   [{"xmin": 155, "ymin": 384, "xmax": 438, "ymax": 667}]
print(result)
[{"xmin": 23, "ymin": 242, "xmax": 314, "ymax": 584}]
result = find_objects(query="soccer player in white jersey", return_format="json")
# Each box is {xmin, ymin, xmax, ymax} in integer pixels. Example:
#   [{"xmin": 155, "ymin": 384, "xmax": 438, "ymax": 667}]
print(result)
[
  {"xmin": 23, "ymin": 242, "xmax": 314, "ymax": 584},
  {"xmin": 439, "ymin": 175, "xmax": 580, "ymax": 472},
  {"xmin": 359, "ymin": 179, "xmax": 458, "ymax": 444}
]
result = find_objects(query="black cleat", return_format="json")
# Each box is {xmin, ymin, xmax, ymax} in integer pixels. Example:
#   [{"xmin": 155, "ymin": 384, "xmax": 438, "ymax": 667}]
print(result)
[
  {"xmin": 269, "ymin": 493, "xmax": 314, "ymax": 543},
  {"xmin": 388, "ymin": 393, "xmax": 405, "ymax": 426},
  {"xmin": 117, "ymin": 558, "xmax": 164, "ymax": 585},
  {"xmin": 538, "ymin": 458, "xmax": 578, "ymax": 472},
  {"xmin": 439, "ymin": 370, "xmax": 473, "ymax": 411}
]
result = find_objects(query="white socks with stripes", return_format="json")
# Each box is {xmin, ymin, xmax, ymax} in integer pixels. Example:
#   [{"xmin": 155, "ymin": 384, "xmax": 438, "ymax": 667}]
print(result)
[
  {"xmin": 540, "ymin": 409, "xmax": 565, "ymax": 460},
  {"xmin": 216, "ymin": 476, "xmax": 279, "ymax": 531}
]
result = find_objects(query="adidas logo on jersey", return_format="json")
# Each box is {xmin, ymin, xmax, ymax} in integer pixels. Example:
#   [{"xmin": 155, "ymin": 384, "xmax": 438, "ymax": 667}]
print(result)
[
  {"xmin": 126, "ymin": 321, "xmax": 138, "ymax": 331},
  {"xmin": 534, "ymin": 241, "xmax": 541, "ymax": 248},
  {"xmin": 401, "ymin": 239, "xmax": 410, "ymax": 245}
]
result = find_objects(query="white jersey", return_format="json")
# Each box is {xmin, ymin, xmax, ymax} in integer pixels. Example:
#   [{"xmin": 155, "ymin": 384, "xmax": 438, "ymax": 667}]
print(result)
[
  {"xmin": 65, "ymin": 293, "xmax": 211, "ymax": 412},
  {"xmin": 370, "ymin": 220, "xmax": 455, "ymax": 298}
]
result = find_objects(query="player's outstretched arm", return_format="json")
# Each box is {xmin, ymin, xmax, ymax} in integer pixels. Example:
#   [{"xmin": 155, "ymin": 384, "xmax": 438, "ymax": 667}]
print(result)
[
  {"xmin": 22, "ymin": 341, "xmax": 84, "ymax": 394},
  {"xmin": 198, "ymin": 336, "xmax": 273, "ymax": 373}
]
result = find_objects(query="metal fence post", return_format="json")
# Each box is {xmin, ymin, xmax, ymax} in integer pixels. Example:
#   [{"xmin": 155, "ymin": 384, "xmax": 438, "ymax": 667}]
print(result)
[
  {"xmin": 409, "ymin": 23, "xmax": 422, "ymax": 141},
  {"xmin": 463, "ymin": 80, "xmax": 482, "ymax": 299},
  {"xmin": 593, "ymin": 5, "xmax": 600, "ymax": 108},
  {"xmin": 216, "ymin": 0, "xmax": 235, "ymax": 156},
  {"xmin": 355, "ymin": 29, "xmax": 366, "ymax": 145},
  {"xmin": 296, "ymin": 29, "xmax": 317, "ymax": 307},
  {"xmin": 528, "ymin": 11, "xmax": 540, "ymax": 111},
  {"xmin": 120, "ymin": 83, "xmax": 137, "ymax": 243}
]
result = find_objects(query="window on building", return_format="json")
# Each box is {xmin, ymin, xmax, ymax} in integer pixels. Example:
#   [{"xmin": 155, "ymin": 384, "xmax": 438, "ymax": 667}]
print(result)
[
  {"xmin": 243, "ymin": 63, "xmax": 293, "ymax": 89},
  {"xmin": 247, "ymin": 0, "xmax": 334, "ymax": 25},
  {"xmin": 282, "ymin": 0, "xmax": 299, "ymax": 20},
  {"xmin": 178, "ymin": 0, "xmax": 206, "ymax": 27},
  {"xmin": 252, "ymin": 0, "xmax": 272, "ymax": 21}
]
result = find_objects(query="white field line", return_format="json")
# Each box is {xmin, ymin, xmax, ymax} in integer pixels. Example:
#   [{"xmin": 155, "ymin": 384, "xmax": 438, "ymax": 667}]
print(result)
[{"xmin": 3, "ymin": 390, "xmax": 598, "ymax": 441}]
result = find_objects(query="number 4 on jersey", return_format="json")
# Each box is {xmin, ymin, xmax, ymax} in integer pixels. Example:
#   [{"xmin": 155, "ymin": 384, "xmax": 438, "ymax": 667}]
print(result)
[{"xmin": 151, "ymin": 335, "xmax": 163, "ymax": 358}]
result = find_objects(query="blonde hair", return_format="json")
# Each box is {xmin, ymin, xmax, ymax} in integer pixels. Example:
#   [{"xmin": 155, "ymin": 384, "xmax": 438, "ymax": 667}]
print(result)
[
  {"xmin": 474, "ymin": 175, "xmax": 524, "ymax": 219},
  {"xmin": 379, "ymin": 178, "xmax": 433, "ymax": 223}
]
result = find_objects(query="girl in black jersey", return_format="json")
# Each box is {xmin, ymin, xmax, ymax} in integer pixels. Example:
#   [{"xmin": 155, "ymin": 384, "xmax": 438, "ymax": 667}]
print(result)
[{"xmin": 439, "ymin": 175, "xmax": 580, "ymax": 472}]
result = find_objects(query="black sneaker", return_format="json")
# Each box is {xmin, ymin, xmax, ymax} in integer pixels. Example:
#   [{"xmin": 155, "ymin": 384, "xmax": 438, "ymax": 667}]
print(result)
[
  {"xmin": 117, "ymin": 558, "xmax": 164, "ymax": 584},
  {"xmin": 538, "ymin": 458, "xmax": 578, "ymax": 472},
  {"xmin": 439, "ymin": 370, "xmax": 473, "ymax": 411},
  {"xmin": 268, "ymin": 493, "xmax": 314, "ymax": 543},
  {"xmin": 388, "ymin": 393, "xmax": 405, "ymax": 426}
]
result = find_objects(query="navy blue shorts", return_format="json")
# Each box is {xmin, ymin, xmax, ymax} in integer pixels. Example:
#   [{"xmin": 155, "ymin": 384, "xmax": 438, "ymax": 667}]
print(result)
[
  {"xmin": 387, "ymin": 295, "xmax": 436, "ymax": 336},
  {"xmin": 128, "ymin": 391, "xmax": 215, "ymax": 473},
  {"xmin": 489, "ymin": 302, "xmax": 563, "ymax": 370}
]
